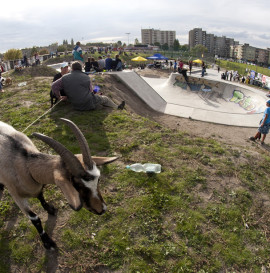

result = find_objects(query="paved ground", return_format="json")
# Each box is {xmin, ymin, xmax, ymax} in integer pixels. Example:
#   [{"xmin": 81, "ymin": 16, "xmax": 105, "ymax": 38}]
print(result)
[{"xmin": 114, "ymin": 68, "xmax": 268, "ymax": 128}]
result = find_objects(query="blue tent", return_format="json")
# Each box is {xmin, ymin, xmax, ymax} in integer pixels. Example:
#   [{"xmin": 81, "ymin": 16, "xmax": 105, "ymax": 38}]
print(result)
[{"xmin": 146, "ymin": 53, "xmax": 168, "ymax": 60}]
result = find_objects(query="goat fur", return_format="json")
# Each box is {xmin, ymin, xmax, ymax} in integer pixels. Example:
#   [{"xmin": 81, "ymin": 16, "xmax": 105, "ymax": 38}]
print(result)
[{"xmin": 0, "ymin": 119, "xmax": 117, "ymax": 249}]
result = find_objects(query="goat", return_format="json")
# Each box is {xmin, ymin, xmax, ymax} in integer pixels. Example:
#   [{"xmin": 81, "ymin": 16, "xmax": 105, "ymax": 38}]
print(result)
[{"xmin": 0, "ymin": 118, "xmax": 117, "ymax": 250}]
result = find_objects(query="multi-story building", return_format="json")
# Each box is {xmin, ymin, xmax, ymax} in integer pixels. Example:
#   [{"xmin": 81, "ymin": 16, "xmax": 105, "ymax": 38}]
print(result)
[
  {"xmin": 189, "ymin": 28, "xmax": 238, "ymax": 58},
  {"xmin": 141, "ymin": 28, "xmax": 176, "ymax": 48},
  {"xmin": 256, "ymin": 48, "xmax": 269, "ymax": 65},
  {"xmin": 205, "ymin": 33, "xmax": 215, "ymax": 54},
  {"xmin": 189, "ymin": 28, "xmax": 270, "ymax": 65},
  {"xmin": 230, "ymin": 44, "xmax": 256, "ymax": 63},
  {"xmin": 189, "ymin": 28, "xmax": 207, "ymax": 49}
]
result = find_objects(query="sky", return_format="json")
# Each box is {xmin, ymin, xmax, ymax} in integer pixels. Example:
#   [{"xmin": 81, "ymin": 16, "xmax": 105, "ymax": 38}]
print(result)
[{"xmin": 1, "ymin": 0, "xmax": 270, "ymax": 53}]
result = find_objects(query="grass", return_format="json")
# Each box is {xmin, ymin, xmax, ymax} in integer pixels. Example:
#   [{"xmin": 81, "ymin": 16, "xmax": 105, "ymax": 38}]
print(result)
[
  {"xmin": 218, "ymin": 59, "xmax": 270, "ymax": 77},
  {"xmin": 0, "ymin": 65, "xmax": 270, "ymax": 272}
]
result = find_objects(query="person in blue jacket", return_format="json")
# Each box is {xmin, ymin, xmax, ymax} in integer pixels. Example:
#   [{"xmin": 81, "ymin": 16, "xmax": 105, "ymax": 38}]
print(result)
[
  {"xmin": 105, "ymin": 54, "xmax": 113, "ymax": 71},
  {"xmin": 249, "ymin": 99, "xmax": 270, "ymax": 144}
]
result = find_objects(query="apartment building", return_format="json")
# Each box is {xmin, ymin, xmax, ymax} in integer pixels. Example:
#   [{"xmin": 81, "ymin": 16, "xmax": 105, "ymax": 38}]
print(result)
[
  {"xmin": 230, "ymin": 44, "xmax": 257, "ymax": 63},
  {"xmin": 189, "ymin": 28, "xmax": 207, "ymax": 48},
  {"xmin": 141, "ymin": 28, "xmax": 176, "ymax": 48},
  {"xmin": 205, "ymin": 33, "xmax": 215, "ymax": 54},
  {"xmin": 189, "ymin": 28, "xmax": 238, "ymax": 58},
  {"xmin": 256, "ymin": 48, "xmax": 269, "ymax": 65}
]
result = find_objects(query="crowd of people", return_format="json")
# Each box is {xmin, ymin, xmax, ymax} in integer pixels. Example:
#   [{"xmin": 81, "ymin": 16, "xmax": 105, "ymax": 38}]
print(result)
[
  {"xmin": 221, "ymin": 70, "xmax": 241, "ymax": 82},
  {"xmin": 82, "ymin": 54, "xmax": 123, "ymax": 73},
  {"xmin": 72, "ymin": 42, "xmax": 123, "ymax": 73}
]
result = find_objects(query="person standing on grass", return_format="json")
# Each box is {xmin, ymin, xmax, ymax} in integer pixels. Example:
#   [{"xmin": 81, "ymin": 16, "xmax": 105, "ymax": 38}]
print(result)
[
  {"xmin": 72, "ymin": 42, "xmax": 84, "ymax": 63},
  {"xmin": 249, "ymin": 100, "xmax": 270, "ymax": 145}
]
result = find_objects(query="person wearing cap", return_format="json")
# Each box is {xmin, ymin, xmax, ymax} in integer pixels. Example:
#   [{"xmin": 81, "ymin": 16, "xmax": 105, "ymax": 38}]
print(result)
[
  {"xmin": 249, "ymin": 100, "xmax": 270, "ymax": 145},
  {"xmin": 50, "ymin": 62, "xmax": 69, "ymax": 107},
  {"xmin": 51, "ymin": 61, "xmax": 125, "ymax": 111}
]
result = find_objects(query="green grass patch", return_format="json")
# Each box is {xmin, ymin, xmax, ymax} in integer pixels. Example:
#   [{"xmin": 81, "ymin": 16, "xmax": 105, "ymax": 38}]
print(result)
[{"xmin": 0, "ymin": 67, "xmax": 270, "ymax": 272}]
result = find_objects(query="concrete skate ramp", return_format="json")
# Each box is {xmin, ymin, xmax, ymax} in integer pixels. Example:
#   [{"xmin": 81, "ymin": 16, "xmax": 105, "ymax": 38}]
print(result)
[
  {"xmin": 141, "ymin": 73, "xmax": 267, "ymax": 127},
  {"xmin": 47, "ymin": 63, "xmax": 62, "ymax": 71},
  {"xmin": 111, "ymin": 71, "xmax": 167, "ymax": 113}
]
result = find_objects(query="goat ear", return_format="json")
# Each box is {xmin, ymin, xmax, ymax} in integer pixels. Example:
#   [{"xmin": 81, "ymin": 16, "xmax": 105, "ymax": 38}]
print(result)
[
  {"xmin": 92, "ymin": 156, "xmax": 118, "ymax": 166},
  {"xmin": 54, "ymin": 171, "xmax": 82, "ymax": 211}
]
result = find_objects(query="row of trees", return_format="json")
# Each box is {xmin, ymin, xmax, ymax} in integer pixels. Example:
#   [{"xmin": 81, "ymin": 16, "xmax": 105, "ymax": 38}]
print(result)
[{"xmin": 2, "ymin": 47, "xmax": 50, "ymax": 61}]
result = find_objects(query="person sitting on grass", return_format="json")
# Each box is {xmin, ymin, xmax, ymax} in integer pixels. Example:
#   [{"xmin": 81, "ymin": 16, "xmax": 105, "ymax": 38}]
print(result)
[
  {"xmin": 0, "ymin": 72, "xmax": 4, "ymax": 93},
  {"xmin": 0, "ymin": 80, "xmax": 3, "ymax": 93},
  {"xmin": 249, "ymin": 100, "xmax": 270, "ymax": 145},
  {"xmin": 51, "ymin": 61, "xmax": 125, "ymax": 111}
]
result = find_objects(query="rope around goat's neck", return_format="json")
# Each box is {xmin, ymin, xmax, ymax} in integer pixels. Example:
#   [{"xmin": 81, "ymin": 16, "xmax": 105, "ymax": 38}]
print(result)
[{"xmin": 22, "ymin": 99, "xmax": 63, "ymax": 133}]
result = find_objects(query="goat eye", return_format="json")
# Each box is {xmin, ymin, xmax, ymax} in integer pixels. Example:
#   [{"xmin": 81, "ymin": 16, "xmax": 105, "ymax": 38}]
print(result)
[{"xmin": 82, "ymin": 174, "xmax": 95, "ymax": 181}]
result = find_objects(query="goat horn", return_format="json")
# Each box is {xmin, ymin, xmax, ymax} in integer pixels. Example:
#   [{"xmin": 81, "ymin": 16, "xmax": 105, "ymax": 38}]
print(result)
[
  {"xmin": 60, "ymin": 118, "xmax": 93, "ymax": 170},
  {"xmin": 33, "ymin": 133, "xmax": 86, "ymax": 177}
]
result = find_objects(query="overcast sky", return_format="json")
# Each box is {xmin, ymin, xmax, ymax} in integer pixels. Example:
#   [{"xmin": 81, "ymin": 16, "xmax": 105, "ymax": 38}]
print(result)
[{"xmin": 1, "ymin": 0, "xmax": 269, "ymax": 53}]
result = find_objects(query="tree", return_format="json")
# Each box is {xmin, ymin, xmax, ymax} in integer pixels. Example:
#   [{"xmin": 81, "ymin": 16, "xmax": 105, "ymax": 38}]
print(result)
[
  {"xmin": 154, "ymin": 42, "xmax": 161, "ymax": 47},
  {"xmin": 57, "ymin": 45, "xmax": 67, "ymax": 52},
  {"xmin": 3, "ymin": 49, "xmax": 22, "ymax": 60},
  {"xmin": 134, "ymin": 38, "xmax": 139, "ymax": 45},
  {"xmin": 180, "ymin": 45, "xmax": 189, "ymax": 52},
  {"xmin": 162, "ymin": 43, "xmax": 169, "ymax": 51},
  {"xmin": 71, "ymin": 38, "xmax": 74, "ymax": 48},
  {"xmin": 173, "ymin": 39, "xmax": 180, "ymax": 51},
  {"xmin": 117, "ymin": 41, "xmax": 122, "ymax": 46},
  {"xmin": 39, "ymin": 48, "xmax": 49, "ymax": 55},
  {"xmin": 31, "ymin": 47, "xmax": 38, "ymax": 57},
  {"xmin": 191, "ymin": 44, "xmax": 208, "ymax": 57}
]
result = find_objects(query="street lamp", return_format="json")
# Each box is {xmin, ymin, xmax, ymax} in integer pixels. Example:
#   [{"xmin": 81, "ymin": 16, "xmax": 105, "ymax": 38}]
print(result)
[{"xmin": 125, "ymin": 33, "xmax": 130, "ymax": 46}]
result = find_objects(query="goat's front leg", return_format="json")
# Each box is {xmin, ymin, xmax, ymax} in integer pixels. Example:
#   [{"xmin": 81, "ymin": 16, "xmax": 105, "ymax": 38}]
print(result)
[
  {"xmin": 9, "ymin": 191, "xmax": 57, "ymax": 250},
  {"xmin": 28, "ymin": 210, "xmax": 57, "ymax": 250},
  {"xmin": 38, "ymin": 191, "xmax": 56, "ymax": 215},
  {"xmin": 0, "ymin": 183, "xmax": 4, "ymax": 191}
]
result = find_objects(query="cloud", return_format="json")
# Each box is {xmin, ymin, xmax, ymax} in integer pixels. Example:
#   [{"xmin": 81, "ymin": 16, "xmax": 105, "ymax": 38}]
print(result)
[{"xmin": 0, "ymin": 0, "xmax": 269, "ymax": 52}]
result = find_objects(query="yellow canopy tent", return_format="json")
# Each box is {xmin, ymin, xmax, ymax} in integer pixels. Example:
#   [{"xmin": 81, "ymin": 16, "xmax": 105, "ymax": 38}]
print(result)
[
  {"xmin": 131, "ymin": 56, "xmax": 147, "ymax": 61},
  {"xmin": 192, "ymin": 59, "xmax": 203, "ymax": 64}
]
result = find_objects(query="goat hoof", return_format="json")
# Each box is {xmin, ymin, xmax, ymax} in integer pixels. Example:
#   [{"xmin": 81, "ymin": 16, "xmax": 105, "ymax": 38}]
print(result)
[
  {"xmin": 42, "ymin": 233, "xmax": 57, "ymax": 250},
  {"xmin": 44, "ymin": 239, "xmax": 57, "ymax": 250},
  {"xmin": 47, "ymin": 205, "xmax": 57, "ymax": 216}
]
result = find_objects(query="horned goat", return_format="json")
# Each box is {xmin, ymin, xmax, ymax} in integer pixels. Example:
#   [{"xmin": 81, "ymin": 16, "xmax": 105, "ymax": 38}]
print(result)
[{"xmin": 0, "ymin": 118, "xmax": 117, "ymax": 250}]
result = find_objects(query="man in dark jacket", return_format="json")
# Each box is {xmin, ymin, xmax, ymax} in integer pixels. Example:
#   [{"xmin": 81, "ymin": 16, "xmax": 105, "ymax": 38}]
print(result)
[{"xmin": 51, "ymin": 62, "xmax": 125, "ymax": 111}]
